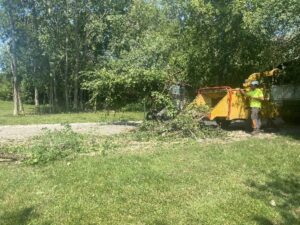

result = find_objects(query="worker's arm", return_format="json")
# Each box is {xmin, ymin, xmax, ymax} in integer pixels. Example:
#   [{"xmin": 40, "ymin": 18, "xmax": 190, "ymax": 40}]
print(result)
[
  {"xmin": 240, "ymin": 89, "xmax": 264, "ymax": 101},
  {"xmin": 240, "ymin": 89, "xmax": 246, "ymax": 95},
  {"xmin": 251, "ymin": 96, "xmax": 264, "ymax": 101}
]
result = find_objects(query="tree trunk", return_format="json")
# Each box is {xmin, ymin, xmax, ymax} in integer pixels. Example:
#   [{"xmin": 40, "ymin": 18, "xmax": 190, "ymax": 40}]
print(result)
[
  {"xmin": 34, "ymin": 87, "xmax": 40, "ymax": 113},
  {"xmin": 6, "ymin": 0, "xmax": 20, "ymax": 116},
  {"xmin": 53, "ymin": 72, "xmax": 58, "ymax": 111},
  {"xmin": 18, "ymin": 93, "xmax": 24, "ymax": 114},
  {"xmin": 12, "ymin": 76, "xmax": 19, "ymax": 116},
  {"xmin": 79, "ymin": 89, "xmax": 83, "ymax": 110},
  {"xmin": 64, "ymin": 36, "xmax": 69, "ymax": 111},
  {"xmin": 32, "ymin": 0, "xmax": 41, "ymax": 114},
  {"xmin": 49, "ymin": 73, "xmax": 54, "ymax": 113},
  {"xmin": 94, "ymin": 94, "xmax": 97, "ymax": 112},
  {"xmin": 73, "ymin": 4, "xmax": 80, "ymax": 111},
  {"xmin": 73, "ymin": 54, "xmax": 79, "ymax": 111}
]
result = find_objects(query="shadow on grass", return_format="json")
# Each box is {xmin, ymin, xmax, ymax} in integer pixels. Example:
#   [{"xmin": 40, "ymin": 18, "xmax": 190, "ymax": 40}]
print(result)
[
  {"xmin": 277, "ymin": 126, "xmax": 300, "ymax": 141},
  {"xmin": 228, "ymin": 121, "xmax": 300, "ymax": 141},
  {"xmin": 0, "ymin": 206, "xmax": 50, "ymax": 225},
  {"xmin": 247, "ymin": 173, "xmax": 300, "ymax": 225}
]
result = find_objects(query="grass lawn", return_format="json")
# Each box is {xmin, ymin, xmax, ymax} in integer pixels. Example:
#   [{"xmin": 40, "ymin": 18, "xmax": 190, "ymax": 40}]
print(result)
[
  {"xmin": 0, "ymin": 100, "xmax": 144, "ymax": 125},
  {"xmin": 0, "ymin": 134, "xmax": 299, "ymax": 225}
]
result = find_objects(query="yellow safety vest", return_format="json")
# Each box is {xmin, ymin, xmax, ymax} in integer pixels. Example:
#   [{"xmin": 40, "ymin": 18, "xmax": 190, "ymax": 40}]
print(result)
[{"xmin": 246, "ymin": 88, "xmax": 264, "ymax": 108}]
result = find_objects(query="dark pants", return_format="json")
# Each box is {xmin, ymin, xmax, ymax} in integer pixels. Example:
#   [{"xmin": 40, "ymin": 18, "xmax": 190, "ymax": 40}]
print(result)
[{"xmin": 251, "ymin": 107, "xmax": 261, "ymax": 130}]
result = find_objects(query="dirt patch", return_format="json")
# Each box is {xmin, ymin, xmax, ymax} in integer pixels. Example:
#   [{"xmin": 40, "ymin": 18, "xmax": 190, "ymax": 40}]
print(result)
[
  {"xmin": 0, "ymin": 121, "xmax": 298, "ymax": 146},
  {"xmin": 0, "ymin": 123, "xmax": 137, "ymax": 143},
  {"xmin": 197, "ymin": 125, "xmax": 300, "ymax": 144}
]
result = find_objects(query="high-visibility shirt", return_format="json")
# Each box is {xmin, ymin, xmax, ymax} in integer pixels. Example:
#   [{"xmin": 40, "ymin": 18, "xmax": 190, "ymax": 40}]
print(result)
[{"xmin": 246, "ymin": 88, "xmax": 264, "ymax": 108}]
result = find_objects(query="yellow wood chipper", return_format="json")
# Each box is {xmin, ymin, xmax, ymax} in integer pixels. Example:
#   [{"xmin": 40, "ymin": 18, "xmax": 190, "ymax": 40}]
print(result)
[{"xmin": 193, "ymin": 69, "xmax": 281, "ymax": 127}]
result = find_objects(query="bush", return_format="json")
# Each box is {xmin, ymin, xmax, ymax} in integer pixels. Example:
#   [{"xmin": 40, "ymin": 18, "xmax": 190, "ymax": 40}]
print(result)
[{"xmin": 0, "ymin": 77, "xmax": 12, "ymax": 101}]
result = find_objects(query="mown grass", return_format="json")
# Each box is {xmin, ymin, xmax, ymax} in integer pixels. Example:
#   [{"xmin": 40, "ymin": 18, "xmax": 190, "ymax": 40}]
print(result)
[
  {"xmin": 0, "ymin": 133, "xmax": 299, "ymax": 225},
  {"xmin": 0, "ymin": 100, "xmax": 144, "ymax": 125}
]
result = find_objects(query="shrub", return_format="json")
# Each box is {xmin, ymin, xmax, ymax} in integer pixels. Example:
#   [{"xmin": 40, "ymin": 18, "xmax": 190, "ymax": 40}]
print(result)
[{"xmin": 0, "ymin": 77, "xmax": 12, "ymax": 100}]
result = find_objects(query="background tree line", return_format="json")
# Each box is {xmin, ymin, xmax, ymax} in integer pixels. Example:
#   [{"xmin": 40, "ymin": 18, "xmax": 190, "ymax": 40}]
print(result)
[{"xmin": 0, "ymin": 0, "xmax": 299, "ymax": 115}]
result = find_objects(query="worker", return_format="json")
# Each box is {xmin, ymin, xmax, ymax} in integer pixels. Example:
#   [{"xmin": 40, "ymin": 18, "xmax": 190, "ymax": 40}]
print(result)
[
  {"xmin": 179, "ymin": 84, "xmax": 186, "ymax": 110},
  {"xmin": 241, "ymin": 80, "xmax": 264, "ymax": 134},
  {"xmin": 169, "ymin": 82, "xmax": 182, "ymax": 111}
]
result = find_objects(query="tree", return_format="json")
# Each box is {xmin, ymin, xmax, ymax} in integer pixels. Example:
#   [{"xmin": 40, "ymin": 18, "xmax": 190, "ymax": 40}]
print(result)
[
  {"xmin": 0, "ymin": 0, "xmax": 299, "ymax": 114},
  {"xmin": 0, "ymin": 0, "xmax": 24, "ymax": 115}
]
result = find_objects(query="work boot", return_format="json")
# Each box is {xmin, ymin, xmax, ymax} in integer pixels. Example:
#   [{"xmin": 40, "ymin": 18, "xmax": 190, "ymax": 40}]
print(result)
[{"xmin": 251, "ymin": 129, "xmax": 260, "ymax": 135}]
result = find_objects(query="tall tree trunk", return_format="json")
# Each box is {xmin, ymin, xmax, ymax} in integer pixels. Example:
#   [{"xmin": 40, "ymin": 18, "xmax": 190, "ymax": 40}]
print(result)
[
  {"xmin": 32, "ymin": 0, "xmax": 41, "ymax": 114},
  {"xmin": 6, "ymin": 0, "xmax": 20, "ymax": 116},
  {"xmin": 79, "ymin": 89, "xmax": 83, "ymax": 110},
  {"xmin": 49, "ymin": 73, "xmax": 54, "ymax": 113},
  {"xmin": 73, "ymin": 52, "xmax": 79, "ymax": 111},
  {"xmin": 53, "ymin": 72, "xmax": 58, "ymax": 111},
  {"xmin": 64, "ymin": 36, "xmax": 69, "ymax": 111},
  {"xmin": 12, "ymin": 75, "xmax": 19, "ymax": 116},
  {"xmin": 94, "ymin": 94, "xmax": 97, "ymax": 112},
  {"xmin": 73, "ymin": 4, "xmax": 80, "ymax": 111},
  {"xmin": 34, "ymin": 87, "xmax": 40, "ymax": 113},
  {"xmin": 18, "ymin": 93, "xmax": 24, "ymax": 114}
]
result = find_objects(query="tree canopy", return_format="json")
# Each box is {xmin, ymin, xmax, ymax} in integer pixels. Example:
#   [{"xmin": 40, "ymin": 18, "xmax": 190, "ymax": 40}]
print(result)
[{"xmin": 0, "ymin": 0, "xmax": 299, "ymax": 114}]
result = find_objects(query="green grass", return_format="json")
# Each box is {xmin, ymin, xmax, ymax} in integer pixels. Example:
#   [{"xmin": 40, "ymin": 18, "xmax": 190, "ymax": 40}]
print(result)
[
  {"xmin": 0, "ymin": 100, "xmax": 144, "ymax": 125},
  {"xmin": 0, "ymin": 135, "xmax": 299, "ymax": 225}
]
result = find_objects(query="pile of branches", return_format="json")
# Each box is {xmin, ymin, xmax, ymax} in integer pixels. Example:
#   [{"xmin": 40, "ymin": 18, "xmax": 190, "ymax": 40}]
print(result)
[{"xmin": 139, "ymin": 104, "xmax": 226, "ymax": 139}]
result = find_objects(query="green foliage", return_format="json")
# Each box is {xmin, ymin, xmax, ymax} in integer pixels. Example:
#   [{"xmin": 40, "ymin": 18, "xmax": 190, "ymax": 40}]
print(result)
[
  {"xmin": 0, "ymin": 76, "xmax": 11, "ymax": 100},
  {"xmin": 80, "ymin": 0, "xmax": 179, "ymax": 109},
  {"xmin": 148, "ymin": 91, "xmax": 177, "ymax": 117},
  {"xmin": 25, "ymin": 126, "xmax": 84, "ymax": 164},
  {"xmin": 0, "ymin": 125, "xmax": 86, "ymax": 164},
  {"xmin": 0, "ymin": 0, "xmax": 299, "ymax": 113},
  {"xmin": 235, "ymin": 0, "xmax": 300, "ymax": 65},
  {"xmin": 82, "ymin": 67, "xmax": 167, "ymax": 109},
  {"xmin": 139, "ymin": 104, "xmax": 225, "ymax": 139}
]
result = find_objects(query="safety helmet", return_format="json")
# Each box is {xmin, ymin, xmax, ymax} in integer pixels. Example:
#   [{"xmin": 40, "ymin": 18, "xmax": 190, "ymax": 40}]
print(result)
[{"xmin": 251, "ymin": 80, "xmax": 259, "ymax": 86}]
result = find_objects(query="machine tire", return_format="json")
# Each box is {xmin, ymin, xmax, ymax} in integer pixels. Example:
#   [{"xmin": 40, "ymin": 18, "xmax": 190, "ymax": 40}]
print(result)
[{"xmin": 216, "ymin": 118, "xmax": 231, "ymax": 129}]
